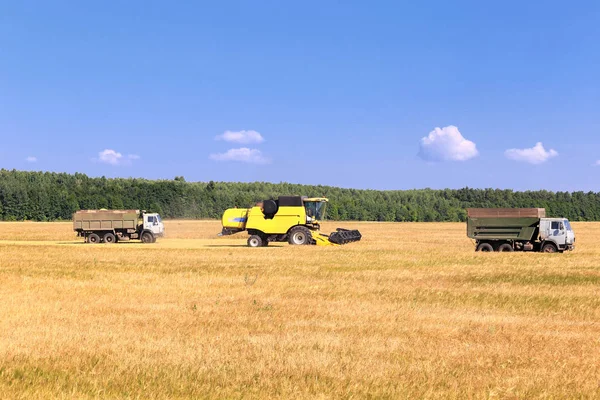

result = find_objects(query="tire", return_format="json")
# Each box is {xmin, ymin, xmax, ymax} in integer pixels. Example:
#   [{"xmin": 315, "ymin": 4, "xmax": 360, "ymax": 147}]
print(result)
[
  {"xmin": 247, "ymin": 235, "xmax": 263, "ymax": 248},
  {"xmin": 288, "ymin": 226, "xmax": 313, "ymax": 245},
  {"xmin": 103, "ymin": 232, "xmax": 116, "ymax": 244},
  {"xmin": 542, "ymin": 243, "xmax": 558, "ymax": 253},
  {"xmin": 497, "ymin": 243, "xmax": 514, "ymax": 252},
  {"xmin": 141, "ymin": 232, "xmax": 154, "ymax": 244},
  {"xmin": 88, "ymin": 233, "xmax": 100, "ymax": 244},
  {"xmin": 476, "ymin": 242, "xmax": 494, "ymax": 252}
]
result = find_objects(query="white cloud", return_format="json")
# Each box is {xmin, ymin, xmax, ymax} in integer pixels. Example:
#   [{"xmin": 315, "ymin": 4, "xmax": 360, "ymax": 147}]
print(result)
[
  {"xmin": 209, "ymin": 148, "xmax": 270, "ymax": 164},
  {"xmin": 98, "ymin": 149, "xmax": 123, "ymax": 165},
  {"xmin": 418, "ymin": 125, "xmax": 478, "ymax": 162},
  {"xmin": 97, "ymin": 149, "xmax": 140, "ymax": 166},
  {"xmin": 25, "ymin": 156, "xmax": 37, "ymax": 163},
  {"xmin": 505, "ymin": 142, "xmax": 558, "ymax": 165},
  {"xmin": 593, "ymin": 160, "xmax": 600, "ymax": 167},
  {"xmin": 215, "ymin": 130, "xmax": 265, "ymax": 144}
]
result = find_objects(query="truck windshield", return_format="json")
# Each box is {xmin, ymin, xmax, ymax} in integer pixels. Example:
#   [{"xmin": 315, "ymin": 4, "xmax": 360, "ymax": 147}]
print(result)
[
  {"xmin": 304, "ymin": 201, "xmax": 327, "ymax": 221},
  {"xmin": 156, "ymin": 215, "xmax": 162, "ymax": 223},
  {"xmin": 564, "ymin": 219, "xmax": 572, "ymax": 231}
]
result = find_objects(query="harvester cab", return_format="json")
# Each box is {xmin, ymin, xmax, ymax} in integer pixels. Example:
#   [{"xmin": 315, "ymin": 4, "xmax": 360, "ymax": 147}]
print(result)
[
  {"xmin": 219, "ymin": 196, "xmax": 361, "ymax": 247},
  {"xmin": 303, "ymin": 197, "xmax": 328, "ymax": 226}
]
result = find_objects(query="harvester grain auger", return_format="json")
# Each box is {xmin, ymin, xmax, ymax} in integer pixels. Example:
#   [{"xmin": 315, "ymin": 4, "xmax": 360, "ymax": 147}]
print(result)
[{"xmin": 218, "ymin": 196, "xmax": 362, "ymax": 247}]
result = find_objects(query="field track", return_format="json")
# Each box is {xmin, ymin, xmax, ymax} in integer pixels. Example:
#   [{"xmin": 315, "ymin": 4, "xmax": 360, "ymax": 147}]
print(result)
[{"xmin": 1, "ymin": 221, "xmax": 599, "ymax": 398}]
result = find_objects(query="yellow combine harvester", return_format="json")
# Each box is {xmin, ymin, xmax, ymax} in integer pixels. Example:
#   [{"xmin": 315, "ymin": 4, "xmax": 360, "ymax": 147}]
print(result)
[{"xmin": 218, "ymin": 196, "xmax": 362, "ymax": 247}]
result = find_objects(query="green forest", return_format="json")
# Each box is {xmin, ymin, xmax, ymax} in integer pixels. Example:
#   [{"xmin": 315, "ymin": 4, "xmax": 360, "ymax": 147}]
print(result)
[{"xmin": 1, "ymin": 169, "xmax": 599, "ymax": 222}]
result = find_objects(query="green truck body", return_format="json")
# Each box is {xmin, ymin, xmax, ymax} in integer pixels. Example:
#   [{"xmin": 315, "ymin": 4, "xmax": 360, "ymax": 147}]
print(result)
[
  {"xmin": 468, "ymin": 217, "xmax": 540, "ymax": 241},
  {"xmin": 466, "ymin": 208, "xmax": 575, "ymax": 253}
]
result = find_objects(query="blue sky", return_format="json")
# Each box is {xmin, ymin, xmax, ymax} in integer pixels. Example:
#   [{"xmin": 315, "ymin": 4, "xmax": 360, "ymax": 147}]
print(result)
[{"xmin": 1, "ymin": 1, "xmax": 599, "ymax": 191}]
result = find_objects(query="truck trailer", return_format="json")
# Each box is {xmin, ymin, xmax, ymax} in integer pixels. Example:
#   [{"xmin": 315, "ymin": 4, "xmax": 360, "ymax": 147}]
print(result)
[
  {"xmin": 467, "ymin": 208, "xmax": 575, "ymax": 253},
  {"xmin": 73, "ymin": 209, "xmax": 165, "ymax": 244}
]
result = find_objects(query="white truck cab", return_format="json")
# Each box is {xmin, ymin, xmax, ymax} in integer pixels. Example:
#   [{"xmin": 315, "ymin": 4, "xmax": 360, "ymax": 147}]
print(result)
[
  {"xmin": 143, "ymin": 213, "xmax": 165, "ymax": 237},
  {"xmin": 540, "ymin": 218, "xmax": 575, "ymax": 252}
]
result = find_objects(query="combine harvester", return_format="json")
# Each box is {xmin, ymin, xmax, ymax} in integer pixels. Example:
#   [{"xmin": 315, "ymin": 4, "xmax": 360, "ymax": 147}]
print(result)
[{"xmin": 219, "ymin": 196, "xmax": 361, "ymax": 247}]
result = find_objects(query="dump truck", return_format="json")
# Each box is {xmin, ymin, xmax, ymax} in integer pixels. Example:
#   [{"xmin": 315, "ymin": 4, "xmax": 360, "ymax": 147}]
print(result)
[
  {"xmin": 73, "ymin": 209, "xmax": 165, "ymax": 244},
  {"xmin": 467, "ymin": 208, "xmax": 575, "ymax": 253},
  {"xmin": 219, "ymin": 196, "xmax": 362, "ymax": 247}
]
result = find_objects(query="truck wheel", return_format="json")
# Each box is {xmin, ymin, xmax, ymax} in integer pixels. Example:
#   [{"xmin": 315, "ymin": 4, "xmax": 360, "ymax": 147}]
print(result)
[
  {"xmin": 247, "ymin": 235, "xmax": 263, "ymax": 248},
  {"xmin": 288, "ymin": 226, "xmax": 313, "ymax": 245},
  {"xmin": 141, "ymin": 232, "xmax": 154, "ymax": 244},
  {"xmin": 542, "ymin": 243, "xmax": 557, "ymax": 253},
  {"xmin": 476, "ymin": 243, "xmax": 494, "ymax": 252},
  {"xmin": 103, "ymin": 233, "xmax": 116, "ymax": 244},
  {"xmin": 498, "ymin": 243, "xmax": 514, "ymax": 252},
  {"xmin": 88, "ymin": 233, "xmax": 100, "ymax": 244}
]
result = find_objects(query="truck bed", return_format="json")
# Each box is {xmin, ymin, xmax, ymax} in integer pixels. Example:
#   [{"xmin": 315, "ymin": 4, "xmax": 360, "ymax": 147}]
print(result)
[
  {"xmin": 467, "ymin": 216, "xmax": 540, "ymax": 241},
  {"xmin": 73, "ymin": 210, "xmax": 139, "ymax": 231}
]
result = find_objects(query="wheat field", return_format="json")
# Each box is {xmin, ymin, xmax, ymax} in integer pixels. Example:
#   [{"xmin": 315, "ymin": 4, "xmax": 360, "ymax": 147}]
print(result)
[{"xmin": 0, "ymin": 220, "xmax": 599, "ymax": 399}]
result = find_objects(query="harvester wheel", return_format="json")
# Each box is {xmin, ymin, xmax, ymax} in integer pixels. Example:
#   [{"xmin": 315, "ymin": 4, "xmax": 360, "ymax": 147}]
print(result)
[
  {"xmin": 103, "ymin": 232, "xmax": 116, "ymax": 244},
  {"xmin": 288, "ymin": 226, "xmax": 312, "ymax": 245},
  {"xmin": 141, "ymin": 232, "xmax": 154, "ymax": 244},
  {"xmin": 247, "ymin": 235, "xmax": 263, "ymax": 248},
  {"xmin": 476, "ymin": 242, "xmax": 493, "ymax": 252},
  {"xmin": 498, "ymin": 243, "xmax": 513, "ymax": 252},
  {"xmin": 88, "ymin": 233, "xmax": 100, "ymax": 244}
]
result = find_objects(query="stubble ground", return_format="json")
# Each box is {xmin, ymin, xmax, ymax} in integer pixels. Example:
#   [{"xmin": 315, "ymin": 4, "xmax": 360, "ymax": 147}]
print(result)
[{"xmin": 0, "ymin": 221, "xmax": 599, "ymax": 398}]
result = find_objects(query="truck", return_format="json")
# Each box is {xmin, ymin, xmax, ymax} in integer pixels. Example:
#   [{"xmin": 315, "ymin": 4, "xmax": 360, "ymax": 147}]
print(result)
[
  {"xmin": 73, "ymin": 209, "xmax": 165, "ymax": 244},
  {"xmin": 219, "ymin": 196, "xmax": 362, "ymax": 247},
  {"xmin": 467, "ymin": 208, "xmax": 575, "ymax": 253}
]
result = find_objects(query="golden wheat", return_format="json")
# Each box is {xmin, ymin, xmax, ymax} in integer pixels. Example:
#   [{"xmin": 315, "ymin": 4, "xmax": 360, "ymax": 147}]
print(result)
[{"xmin": 0, "ymin": 221, "xmax": 599, "ymax": 399}]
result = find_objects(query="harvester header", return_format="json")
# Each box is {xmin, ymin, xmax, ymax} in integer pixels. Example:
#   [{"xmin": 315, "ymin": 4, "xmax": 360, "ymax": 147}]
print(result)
[{"xmin": 218, "ymin": 196, "xmax": 361, "ymax": 247}]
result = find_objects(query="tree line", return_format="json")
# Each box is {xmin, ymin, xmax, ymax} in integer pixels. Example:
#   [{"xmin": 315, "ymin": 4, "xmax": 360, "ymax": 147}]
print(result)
[{"xmin": 1, "ymin": 169, "xmax": 599, "ymax": 222}]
